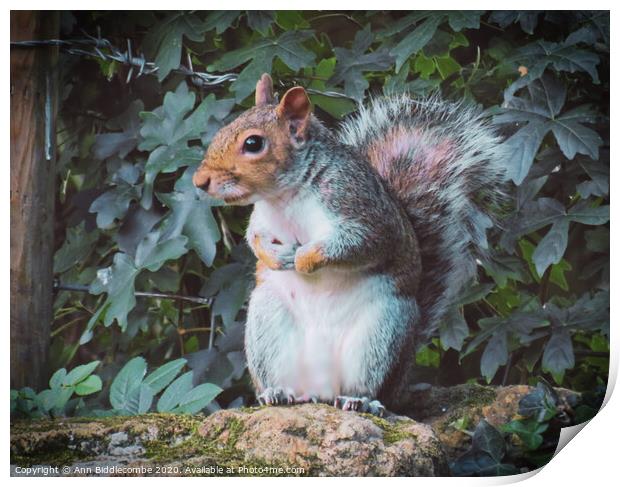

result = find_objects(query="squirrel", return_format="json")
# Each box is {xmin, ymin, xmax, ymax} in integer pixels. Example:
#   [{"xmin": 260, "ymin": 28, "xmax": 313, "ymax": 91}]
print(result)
[{"xmin": 193, "ymin": 73, "xmax": 507, "ymax": 416}]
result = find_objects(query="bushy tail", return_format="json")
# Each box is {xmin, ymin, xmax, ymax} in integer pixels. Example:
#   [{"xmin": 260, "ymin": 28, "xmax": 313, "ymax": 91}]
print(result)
[{"xmin": 338, "ymin": 95, "xmax": 508, "ymax": 342}]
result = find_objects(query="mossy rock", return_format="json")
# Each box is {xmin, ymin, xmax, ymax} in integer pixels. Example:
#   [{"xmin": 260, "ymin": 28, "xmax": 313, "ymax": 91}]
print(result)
[{"xmin": 11, "ymin": 405, "xmax": 449, "ymax": 476}]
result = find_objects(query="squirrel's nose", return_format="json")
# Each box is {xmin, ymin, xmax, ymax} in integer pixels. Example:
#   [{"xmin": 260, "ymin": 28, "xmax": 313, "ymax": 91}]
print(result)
[{"xmin": 193, "ymin": 169, "xmax": 211, "ymax": 192}]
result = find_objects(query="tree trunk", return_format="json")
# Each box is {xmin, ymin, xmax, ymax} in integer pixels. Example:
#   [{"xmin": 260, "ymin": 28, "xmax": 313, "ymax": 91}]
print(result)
[{"xmin": 10, "ymin": 11, "xmax": 59, "ymax": 389}]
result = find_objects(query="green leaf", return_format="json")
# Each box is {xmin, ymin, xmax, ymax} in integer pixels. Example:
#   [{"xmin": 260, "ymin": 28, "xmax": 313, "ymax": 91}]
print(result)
[
  {"xmin": 157, "ymin": 371, "xmax": 194, "ymax": 412},
  {"xmin": 481, "ymin": 330, "xmax": 508, "ymax": 382},
  {"xmin": 127, "ymin": 383, "xmax": 155, "ymax": 414},
  {"xmin": 393, "ymin": 15, "xmax": 443, "ymax": 72},
  {"xmin": 93, "ymin": 100, "xmax": 143, "ymax": 160},
  {"xmin": 439, "ymin": 308, "xmax": 469, "ymax": 351},
  {"xmin": 89, "ymin": 184, "xmax": 141, "ymax": 229},
  {"xmin": 532, "ymin": 219, "xmax": 569, "ymax": 276},
  {"xmin": 416, "ymin": 344, "xmax": 440, "ymax": 367},
  {"xmin": 413, "ymin": 53, "xmax": 436, "ymax": 78},
  {"xmin": 172, "ymin": 383, "xmax": 223, "ymax": 414},
  {"xmin": 201, "ymin": 262, "xmax": 252, "ymax": 327},
  {"xmin": 246, "ymin": 11, "xmax": 275, "ymax": 36},
  {"xmin": 496, "ymin": 74, "xmax": 602, "ymax": 183},
  {"xmin": 134, "ymin": 231, "xmax": 188, "ymax": 272},
  {"xmin": 75, "ymin": 375, "xmax": 103, "ymax": 396},
  {"xmin": 329, "ymin": 25, "xmax": 393, "ymax": 101},
  {"xmin": 63, "ymin": 360, "xmax": 101, "ymax": 386},
  {"xmin": 501, "ymin": 418, "xmax": 548, "ymax": 450},
  {"xmin": 90, "ymin": 253, "xmax": 139, "ymax": 330},
  {"xmin": 210, "ymin": 31, "xmax": 316, "ymax": 101},
  {"xmin": 143, "ymin": 358, "xmax": 188, "ymax": 395},
  {"xmin": 434, "ymin": 55, "xmax": 461, "ymax": 79},
  {"xmin": 157, "ymin": 170, "xmax": 221, "ymax": 267},
  {"xmin": 473, "ymin": 420, "xmax": 506, "ymax": 463},
  {"xmin": 274, "ymin": 11, "xmax": 309, "ymax": 30},
  {"xmin": 54, "ymin": 224, "xmax": 99, "ymax": 274},
  {"xmin": 143, "ymin": 13, "xmax": 210, "ymax": 81},
  {"xmin": 203, "ymin": 11, "xmax": 240, "ymax": 34},
  {"xmin": 49, "ymin": 368, "xmax": 67, "ymax": 389},
  {"xmin": 542, "ymin": 327, "xmax": 575, "ymax": 383},
  {"xmin": 445, "ymin": 11, "xmax": 483, "ymax": 31},
  {"xmin": 110, "ymin": 357, "xmax": 148, "ymax": 411},
  {"xmin": 138, "ymin": 86, "xmax": 234, "ymax": 208}
]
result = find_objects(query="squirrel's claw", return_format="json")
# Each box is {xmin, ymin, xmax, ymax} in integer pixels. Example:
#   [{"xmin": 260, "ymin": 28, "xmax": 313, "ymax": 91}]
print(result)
[
  {"xmin": 257, "ymin": 386, "xmax": 296, "ymax": 406},
  {"xmin": 334, "ymin": 396, "xmax": 386, "ymax": 417}
]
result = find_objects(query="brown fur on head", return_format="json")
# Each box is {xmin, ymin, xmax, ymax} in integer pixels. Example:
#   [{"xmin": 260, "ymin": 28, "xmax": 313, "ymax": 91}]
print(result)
[{"xmin": 192, "ymin": 73, "xmax": 312, "ymax": 205}]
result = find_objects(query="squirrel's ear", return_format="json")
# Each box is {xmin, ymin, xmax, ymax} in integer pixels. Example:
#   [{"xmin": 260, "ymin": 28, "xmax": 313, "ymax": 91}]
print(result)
[
  {"xmin": 255, "ymin": 73, "xmax": 275, "ymax": 106},
  {"xmin": 276, "ymin": 87, "xmax": 312, "ymax": 138}
]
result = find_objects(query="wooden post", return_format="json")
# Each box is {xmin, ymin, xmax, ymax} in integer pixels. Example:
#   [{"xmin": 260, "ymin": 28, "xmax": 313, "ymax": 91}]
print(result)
[{"xmin": 10, "ymin": 11, "xmax": 59, "ymax": 389}]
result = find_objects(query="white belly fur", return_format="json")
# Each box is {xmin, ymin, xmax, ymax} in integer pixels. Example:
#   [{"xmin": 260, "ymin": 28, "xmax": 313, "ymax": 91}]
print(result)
[
  {"xmin": 249, "ymin": 194, "xmax": 392, "ymax": 399},
  {"xmin": 263, "ymin": 267, "xmax": 387, "ymax": 399}
]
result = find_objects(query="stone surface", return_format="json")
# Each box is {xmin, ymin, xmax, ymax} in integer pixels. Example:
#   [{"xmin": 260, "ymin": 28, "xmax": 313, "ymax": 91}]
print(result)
[
  {"xmin": 407, "ymin": 384, "xmax": 579, "ymax": 460},
  {"xmin": 11, "ymin": 385, "xmax": 579, "ymax": 476},
  {"xmin": 11, "ymin": 404, "xmax": 449, "ymax": 476}
]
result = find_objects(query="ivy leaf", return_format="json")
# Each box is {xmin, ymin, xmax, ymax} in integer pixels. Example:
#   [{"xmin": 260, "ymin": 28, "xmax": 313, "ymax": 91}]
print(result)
[
  {"xmin": 532, "ymin": 219, "xmax": 569, "ymax": 276},
  {"xmin": 93, "ymin": 100, "xmax": 143, "ymax": 160},
  {"xmin": 542, "ymin": 327, "xmax": 575, "ymax": 383},
  {"xmin": 445, "ymin": 11, "xmax": 483, "ymax": 31},
  {"xmin": 158, "ymin": 168, "xmax": 221, "ymax": 267},
  {"xmin": 392, "ymin": 14, "xmax": 443, "ymax": 72},
  {"xmin": 577, "ymin": 160, "xmax": 609, "ymax": 198},
  {"xmin": 201, "ymin": 262, "xmax": 252, "ymax": 327},
  {"xmin": 551, "ymin": 114, "xmax": 603, "ymax": 160},
  {"xmin": 54, "ymin": 223, "xmax": 99, "ymax": 273},
  {"xmin": 134, "ymin": 231, "xmax": 188, "ymax": 273},
  {"xmin": 495, "ymin": 74, "xmax": 602, "ymax": 183},
  {"xmin": 501, "ymin": 419, "xmax": 548, "ymax": 450},
  {"xmin": 307, "ymin": 58, "xmax": 357, "ymax": 118},
  {"xmin": 90, "ymin": 253, "xmax": 139, "ymax": 330},
  {"xmin": 210, "ymin": 30, "xmax": 316, "ymax": 101},
  {"xmin": 246, "ymin": 11, "xmax": 275, "ymax": 36},
  {"xmin": 329, "ymin": 26, "xmax": 393, "ymax": 101},
  {"xmin": 451, "ymin": 420, "xmax": 518, "ymax": 476},
  {"xmin": 488, "ymin": 11, "xmax": 541, "ymax": 34},
  {"xmin": 203, "ymin": 11, "xmax": 240, "ymax": 34},
  {"xmin": 480, "ymin": 330, "xmax": 508, "ymax": 382},
  {"xmin": 511, "ymin": 40, "xmax": 600, "ymax": 84},
  {"xmin": 518, "ymin": 382, "xmax": 558, "ymax": 422},
  {"xmin": 139, "ymin": 85, "xmax": 234, "ymax": 208},
  {"xmin": 89, "ymin": 183, "xmax": 141, "ymax": 229},
  {"xmin": 143, "ymin": 13, "xmax": 209, "ymax": 81},
  {"xmin": 439, "ymin": 308, "xmax": 469, "ymax": 351}
]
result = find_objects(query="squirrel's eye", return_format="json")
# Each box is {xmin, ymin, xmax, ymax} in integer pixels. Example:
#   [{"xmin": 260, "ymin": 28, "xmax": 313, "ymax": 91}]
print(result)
[{"xmin": 243, "ymin": 135, "xmax": 265, "ymax": 154}]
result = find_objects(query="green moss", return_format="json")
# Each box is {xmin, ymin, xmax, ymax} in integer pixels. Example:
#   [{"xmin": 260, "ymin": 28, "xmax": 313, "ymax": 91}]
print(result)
[
  {"xmin": 362, "ymin": 415, "xmax": 417, "ymax": 445},
  {"xmin": 142, "ymin": 414, "xmax": 308, "ymax": 477}
]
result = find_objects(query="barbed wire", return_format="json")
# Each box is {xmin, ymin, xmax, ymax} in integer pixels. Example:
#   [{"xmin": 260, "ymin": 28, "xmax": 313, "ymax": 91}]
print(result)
[
  {"xmin": 54, "ymin": 282, "xmax": 213, "ymax": 306},
  {"xmin": 11, "ymin": 34, "xmax": 356, "ymax": 101}
]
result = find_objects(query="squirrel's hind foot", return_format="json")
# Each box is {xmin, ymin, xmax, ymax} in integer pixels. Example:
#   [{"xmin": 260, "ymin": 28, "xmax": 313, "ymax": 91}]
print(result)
[
  {"xmin": 257, "ymin": 387, "xmax": 296, "ymax": 406},
  {"xmin": 334, "ymin": 396, "xmax": 385, "ymax": 417}
]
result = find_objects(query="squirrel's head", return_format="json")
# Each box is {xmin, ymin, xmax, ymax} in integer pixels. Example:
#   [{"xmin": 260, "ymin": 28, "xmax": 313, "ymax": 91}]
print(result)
[{"xmin": 193, "ymin": 73, "xmax": 312, "ymax": 205}]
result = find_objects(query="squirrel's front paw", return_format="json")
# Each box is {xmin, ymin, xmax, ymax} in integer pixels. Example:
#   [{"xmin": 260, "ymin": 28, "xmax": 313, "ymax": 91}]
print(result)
[
  {"xmin": 252, "ymin": 234, "xmax": 298, "ymax": 271},
  {"xmin": 257, "ymin": 387, "xmax": 296, "ymax": 406},
  {"xmin": 294, "ymin": 243, "xmax": 328, "ymax": 274},
  {"xmin": 334, "ymin": 396, "xmax": 386, "ymax": 417}
]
